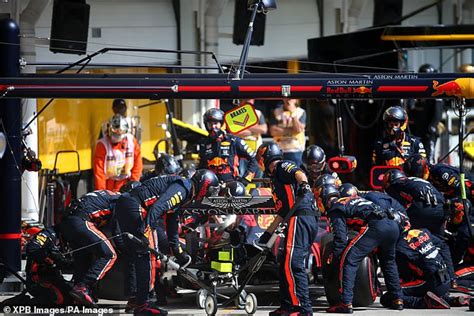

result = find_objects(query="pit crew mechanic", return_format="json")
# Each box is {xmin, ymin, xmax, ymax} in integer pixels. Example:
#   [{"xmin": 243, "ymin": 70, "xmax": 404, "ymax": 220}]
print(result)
[
  {"xmin": 255, "ymin": 142, "xmax": 318, "ymax": 316},
  {"xmin": 198, "ymin": 108, "xmax": 258, "ymax": 185},
  {"xmin": 114, "ymin": 169, "xmax": 219, "ymax": 315},
  {"xmin": 372, "ymin": 106, "xmax": 426, "ymax": 167},
  {"xmin": 319, "ymin": 184, "xmax": 403, "ymax": 313},
  {"xmin": 60, "ymin": 190, "xmax": 121, "ymax": 306}
]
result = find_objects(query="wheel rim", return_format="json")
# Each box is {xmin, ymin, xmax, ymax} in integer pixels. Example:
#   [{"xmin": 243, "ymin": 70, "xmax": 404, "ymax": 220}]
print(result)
[
  {"xmin": 205, "ymin": 295, "xmax": 217, "ymax": 315},
  {"xmin": 244, "ymin": 293, "xmax": 257, "ymax": 314}
]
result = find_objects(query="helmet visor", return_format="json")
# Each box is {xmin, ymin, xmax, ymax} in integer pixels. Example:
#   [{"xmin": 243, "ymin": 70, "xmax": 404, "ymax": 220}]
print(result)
[{"xmin": 308, "ymin": 160, "xmax": 325, "ymax": 173}]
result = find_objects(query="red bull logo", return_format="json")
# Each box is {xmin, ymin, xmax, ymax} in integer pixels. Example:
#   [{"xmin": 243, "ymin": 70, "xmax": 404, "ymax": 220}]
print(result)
[
  {"xmin": 404, "ymin": 229, "xmax": 422, "ymax": 242},
  {"xmin": 353, "ymin": 86, "xmax": 372, "ymax": 94},
  {"xmin": 404, "ymin": 229, "xmax": 430, "ymax": 250},
  {"xmin": 207, "ymin": 157, "xmax": 230, "ymax": 174},
  {"xmin": 431, "ymin": 78, "xmax": 474, "ymax": 98}
]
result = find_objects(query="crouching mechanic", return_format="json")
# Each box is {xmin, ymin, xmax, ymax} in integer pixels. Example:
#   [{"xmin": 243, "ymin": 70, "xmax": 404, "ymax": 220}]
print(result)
[
  {"xmin": 319, "ymin": 184, "xmax": 403, "ymax": 313},
  {"xmin": 382, "ymin": 215, "xmax": 468, "ymax": 309},
  {"xmin": 255, "ymin": 142, "xmax": 318, "ymax": 316},
  {"xmin": 60, "ymin": 190, "xmax": 121, "ymax": 306},
  {"xmin": 25, "ymin": 227, "xmax": 73, "ymax": 305},
  {"xmin": 114, "ymin": 170, "xmax": 219, "ymax": 315}
]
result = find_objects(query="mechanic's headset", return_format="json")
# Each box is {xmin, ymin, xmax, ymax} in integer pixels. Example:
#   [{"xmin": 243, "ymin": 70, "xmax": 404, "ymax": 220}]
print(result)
[
  {"xmin": 256, "ymin": 142, "xmax": 283, "ymax": 174},
  {"xmin": 203, "ymin": 108, "xmax": 225, "ymax": 139}
]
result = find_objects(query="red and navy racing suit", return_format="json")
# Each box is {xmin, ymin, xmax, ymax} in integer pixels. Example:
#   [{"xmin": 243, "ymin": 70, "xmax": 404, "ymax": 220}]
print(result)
[
  {"xmin": 428, "ymin": 163, "xmax": 473, "ymax": 198},
  {"xmin": 60, "ymin": 190, "xmax": 120, "ymax": 289},
  {"xmin": 384, "ymin": 177, "xmax": 455, "ymax": 280},
  {"xmin": 372, "ymin": 134, "xmax": 426, "ymax": 166},
  {"xmin": 427, "ymin": 163, "xmax": 474, "ymax": 266},
  {"xmin": 25, "ymin": 228, "xmax": 73, "ymax": 305},
  {"xmin": 114, "ymin": 175, "xmax": 192, "ymax": 305},
  {"xmin": 198, "ymin": 133, "xmax": 258, "ymax": 183},
  {"xmin": 327, "ymin": 196, "xmax": 402, "ymax": 305},
  {"xmin": 270, "ymin": 160, "xmax": 318, "ymax": 314},
  {"xmin": 360, "ymin": 190, "xmax": 407, "ymax": 216},
  {"xmin": 385, "ymin": 177, "xmax": 445, "ymax": 237},
  {"xmin": 393, "ymin": 228, "xmax": 453, "ymax": 308}
]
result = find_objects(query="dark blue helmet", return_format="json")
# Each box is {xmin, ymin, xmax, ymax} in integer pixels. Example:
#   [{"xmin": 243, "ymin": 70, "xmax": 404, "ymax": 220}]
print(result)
[
  {"xmin": 155, "ymin": 153, "xmax": 182, "ymax": 175},
  {"xmin": 256, "ymin": 142, "xmax": 283, "ymax": 173},
  {"xmin": 191, "ymin": 169, "xmax": 219, "ymax": 201},
  {"xmin": 339, "ymin": 183, "xmax": 359, "ymax": 198}
]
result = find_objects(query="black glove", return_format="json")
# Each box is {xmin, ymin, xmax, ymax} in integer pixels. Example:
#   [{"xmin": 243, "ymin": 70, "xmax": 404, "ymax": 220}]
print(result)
[
  {"xmin": 49, "ymin": 249, "xmax": 72, "ymax": 267},
  {"xmin": 174, "ymin": 252, "xmax": 191, "ymax": 268},
  {"xmin": 228, "ymin": 226, "xmax": 245, "ymax": 247},
  {"xmin": 256, "ymin": 231, "xmax": 272, "ymax": 248},
  {"xmin": 297, "ymin": 182, "xmax": 311, "ymax": 197},
  {"xmin": 236, "ymin": 176, "xmax": 250, "ymax": 186}
]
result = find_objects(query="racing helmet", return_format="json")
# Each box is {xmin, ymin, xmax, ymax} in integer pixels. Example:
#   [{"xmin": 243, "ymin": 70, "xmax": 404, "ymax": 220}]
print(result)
[
  {"xmin": 319, "ymin": 183, "xmax": 340, "ymax": 212},
  {"xmin": 302, "ymin": 145, "xmax": 326, "ymax": 175},
  {"xmin": 119, "ymin": 180, "xmax": 142, "ymax": 193},
  {"xmin": 203, "ymin": 108, "xmax": 225, "ymax": 139},
  {"xmin": 191, "ymin": 169, "xmax": 219, "ymax": 201},
  {"xmin": 403, "ymin": 153, "xmax": 429, "ymax": 179},
  {"xmin": 382, "ymin": 106, "xmax": 408, "ymax": 137},
  {"xmin": 108, "ymin": 114, "xmax": 129, "ymax": 143},
  {"xmin": 155, "ymin": 154, "xmax": 182, "ymax": 175},
  {"xmin": 256, "ymin": 142, "xmax": 283, "ymax": 173},
  {"xmin": 339, "ymin": 183, "xmax": 359, "ymax": 198},
  {"xmin": 226, "ymin": 180, "xmax": 246, "ymax": 197},
  {"xmin": 314, "ymin": 174, "xmax": 339, "ymax": 190},
  {"xmin": 418, "ymin": 64, "xmax": 437, "ymax": 73},
  {"xmin": 382, "ymin": 169, "xmax": 407, "ymax": 190}
]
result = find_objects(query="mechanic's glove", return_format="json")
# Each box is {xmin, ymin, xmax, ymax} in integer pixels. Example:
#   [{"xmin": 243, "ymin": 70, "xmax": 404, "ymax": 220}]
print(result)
[
  {"xmin": 371, "ymin": 207, "xmax": 386, "ymax": 219},
  {"xmin": 228, "ymin": 226, "xmax": 245, "ymax": 247},
  {"xmin": 49, "ymin": 249, "xmax": 72, "ymax": 267},
  {"xmin": 420, "ymin": 187, "xmax": 438, "ymax": 207},
  {"xmin": 236, "ymin": 176, "xmax": 250, "ymax": 186},
  {"xmin": 297, "ymin": 181, "xmax": 312, "ymax": 197},
  {"xmin": 174, "ymin": 252, "xmax": 192, "ymax": 268},
  {"xmin": 256, "ymin": 231, "xmax": 272, "ymax": 248},
  {"xmin": 452, "ymin": 200, "xmax": 466, "ymax": 225}
]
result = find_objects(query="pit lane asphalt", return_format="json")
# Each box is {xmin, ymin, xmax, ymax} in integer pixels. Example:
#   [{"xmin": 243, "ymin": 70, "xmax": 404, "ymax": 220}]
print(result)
[{"xmin": 1, "ymin": 284, "xmax": 466, "ymax": 315}]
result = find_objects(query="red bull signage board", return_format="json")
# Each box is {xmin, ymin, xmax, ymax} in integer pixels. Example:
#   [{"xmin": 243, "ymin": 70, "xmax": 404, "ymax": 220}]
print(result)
[
  {"xmin": 224, "ymin": 103, "xmax": 258, "ymax": 134},
  {"xmin": 431, "ymin": 78, "xmax": 474, "ymax": 98}
]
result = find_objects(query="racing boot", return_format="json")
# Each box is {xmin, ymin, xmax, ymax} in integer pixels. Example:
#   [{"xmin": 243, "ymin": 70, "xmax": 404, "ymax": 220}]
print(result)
[
  {"xmin": 70, "ymin": 283, "xmax": 96, "ymax": 306},
  {"xmin": 423, "ymin": 291, "xmax": 450, "ymax": 309},
  {"xmin": 390, "ymin": 298, "xmax": 404, "ymax": 310},
  {"xmin": 269, "ymin": 307, "xmax": 291, "ymax": 316},
  {"xmin": 125, "ymin": 297, "xmax": 139, "ymax": 313},
  {"xmin": 447, "ymin": 295, "xmax": 470, "ymax": 307},
  {"xmin": 134, "ymin": 301, "xmax": 168, "ymax": 315},
  {"xmin": 326, "ymin": 303, "xmax": 353, "ymax": 314}
]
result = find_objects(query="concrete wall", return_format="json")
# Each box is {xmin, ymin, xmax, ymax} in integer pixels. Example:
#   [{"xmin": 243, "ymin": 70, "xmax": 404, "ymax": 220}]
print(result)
[
  {"xmin": 35, "ymin": 0, "xmax": 178, "ymax": 65},
  {"xmin": 29, "ymin": 0, "xmax": 471, "ymax": 72}
]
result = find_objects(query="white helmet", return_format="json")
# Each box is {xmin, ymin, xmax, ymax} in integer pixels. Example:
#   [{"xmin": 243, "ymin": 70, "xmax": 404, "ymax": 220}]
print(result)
[{"xmin": 108, "ymin": 114, "xmax": 129, "ymax": 143}]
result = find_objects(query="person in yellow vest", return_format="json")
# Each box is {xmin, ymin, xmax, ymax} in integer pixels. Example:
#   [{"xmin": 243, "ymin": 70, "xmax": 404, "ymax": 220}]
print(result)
[
  {"xmin": 94, "ymin": 114, "xmax": 142, "ymax": 192},
  {"xmin": 269, "ymin": 98, "xmax": 307, "ymax": 167}
]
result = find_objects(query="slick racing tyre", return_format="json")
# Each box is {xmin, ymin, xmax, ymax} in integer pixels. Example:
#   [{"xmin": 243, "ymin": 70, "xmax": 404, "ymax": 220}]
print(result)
[{"xmin": 321, "ymin": 232, "xmax": 378, "ymax": 307}]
